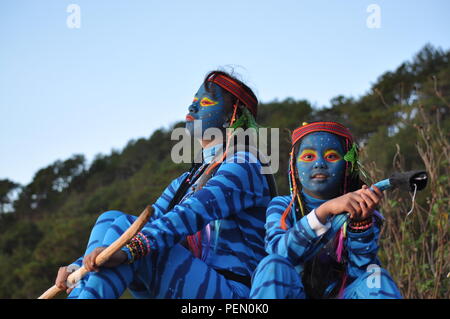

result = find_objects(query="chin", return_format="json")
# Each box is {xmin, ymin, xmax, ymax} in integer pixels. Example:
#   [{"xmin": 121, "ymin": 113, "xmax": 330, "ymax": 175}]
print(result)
[
  {"xmin": 185, "ymin": 123, "xmax": 194, "ymax": 134},
  {"xmin": 308, "ymin": 184, "xmax": 337, "ymax": 197}
]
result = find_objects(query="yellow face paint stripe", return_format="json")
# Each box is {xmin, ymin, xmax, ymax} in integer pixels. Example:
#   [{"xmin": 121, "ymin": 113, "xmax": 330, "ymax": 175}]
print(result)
[
  {"xmin": 298, "ymin": 149, "xmax": 318, "ymax": 162},
  {"xmin": 324, "ymin": 149, "xmax": 342, "ymax": 162},
  {"xmin": 200, "ymin": 97, "xmax": 219, "ymax": 107}
]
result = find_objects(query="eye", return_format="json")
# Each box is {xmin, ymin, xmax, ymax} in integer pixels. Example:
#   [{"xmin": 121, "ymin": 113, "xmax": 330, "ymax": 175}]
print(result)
[
  {"xmin": 200, "ymin": 97, "xmax": 219, "ymax": 107},
  {"xmin": 298, "ymin": 150, "xmax": 317, "ymax": 162},
  {"xmin": 324, "ymin": 150, "xmax": 341, "ymax": 162}
]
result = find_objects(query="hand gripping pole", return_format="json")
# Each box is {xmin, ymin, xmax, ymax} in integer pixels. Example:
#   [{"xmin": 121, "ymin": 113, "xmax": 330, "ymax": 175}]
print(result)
[{"xmin": 38, "ymin": 205, "xmax": 153, "ymax": 299}]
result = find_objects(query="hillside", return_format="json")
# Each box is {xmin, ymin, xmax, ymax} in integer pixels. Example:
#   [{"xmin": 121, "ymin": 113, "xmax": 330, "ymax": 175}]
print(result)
[{"xmin": 0, "ymin": 44, "xmax": 448, "ymax": 298}]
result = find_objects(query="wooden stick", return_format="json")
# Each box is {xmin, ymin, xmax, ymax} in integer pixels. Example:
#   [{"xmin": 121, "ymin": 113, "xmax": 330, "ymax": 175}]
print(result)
[{"xmin": 38, "ymin": 206, "xmax": 153, "ymax": 299}]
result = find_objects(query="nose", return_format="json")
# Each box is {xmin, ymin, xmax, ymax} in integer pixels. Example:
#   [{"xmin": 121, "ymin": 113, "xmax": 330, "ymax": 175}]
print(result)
[
  {"xmin": 188, "ymin": 103, "xmax": 198, "ymax": 113},
  {"xmin": 313, "ymin": 158, "xmax": 328, "ymax": 169}
]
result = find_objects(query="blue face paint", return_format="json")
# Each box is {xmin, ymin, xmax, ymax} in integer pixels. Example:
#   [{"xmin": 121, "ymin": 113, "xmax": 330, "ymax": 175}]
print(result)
[
  {"xmin": 296, "ymin": 132, "xmax": 346, "ymax": 199},
  {"xmin": 185, "ymin": 83, "xmax": 228, "ymax": 138}
]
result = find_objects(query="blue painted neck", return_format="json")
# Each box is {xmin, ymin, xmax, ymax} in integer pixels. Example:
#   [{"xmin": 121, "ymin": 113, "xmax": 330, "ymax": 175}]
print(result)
[
  {"xmin": 203, "ymin": 143, "xmax": 223, "ymax": 164},
  {"xmin": 301, "ymin": 191, "xmax": 327, "ymax": 211}
]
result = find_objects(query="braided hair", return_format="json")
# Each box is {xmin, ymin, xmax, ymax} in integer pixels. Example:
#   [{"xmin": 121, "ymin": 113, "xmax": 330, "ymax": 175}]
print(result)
[
  {"xmin": 280, "ymin": 121, "xmax": 364, "ymax": 299},
  {"xmin": 280, "ymin": 121, "xmax": 363, "ymax": 228}
]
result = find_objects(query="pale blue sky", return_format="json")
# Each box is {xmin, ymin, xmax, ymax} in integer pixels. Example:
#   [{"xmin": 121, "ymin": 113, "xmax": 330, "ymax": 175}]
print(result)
[{"xmin": 1, "ymin": 0, "xmax": 449, "ymax": 185}]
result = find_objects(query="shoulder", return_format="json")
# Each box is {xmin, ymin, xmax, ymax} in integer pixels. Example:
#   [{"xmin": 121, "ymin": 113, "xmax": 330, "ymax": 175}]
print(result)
[
  {"xmin": 165, "ymin": 171, "xmax": 190, "ymax": 193},
  {"xmin": 172, "ymin": 171, "xmax": 190, "ymax": 186},
  {"xmin": 216, "ymin": 150, "xmax": 264, "ymax": 175},
  {"xmin": 224, "ymin": 150, "xmax": 262, "ymax": 165},
  {"xmin": 268, "ymin": 195, "xmax": 291, "ymax": 211}
]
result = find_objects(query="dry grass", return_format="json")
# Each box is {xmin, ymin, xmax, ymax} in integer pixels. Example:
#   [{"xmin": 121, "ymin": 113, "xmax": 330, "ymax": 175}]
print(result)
[{"xmin": 362, "ymin": 95, "xmax": 449, "ymax": 298}]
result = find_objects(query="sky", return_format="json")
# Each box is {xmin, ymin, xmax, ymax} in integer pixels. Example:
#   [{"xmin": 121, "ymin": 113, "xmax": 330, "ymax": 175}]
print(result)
[{"xmin": 1, "ymin": 0, "xmax": 449, "ymax": 186}]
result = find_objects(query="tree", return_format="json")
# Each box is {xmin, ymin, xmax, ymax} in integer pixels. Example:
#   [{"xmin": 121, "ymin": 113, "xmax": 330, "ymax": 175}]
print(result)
[
  {"xmin": 13, "ymin": 155, "xmax": 86, "ymax": 216},
  {"xmin": 0, "ymin": 179, "xmax": 21, "ymax": 214}
]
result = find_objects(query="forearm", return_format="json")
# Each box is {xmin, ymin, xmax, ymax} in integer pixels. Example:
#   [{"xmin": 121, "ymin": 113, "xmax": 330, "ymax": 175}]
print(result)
[
  {"xmin": 266, "ymin": 208, "xmax": 330, "ymax": 264},
  {"xmin": 315, "ymin": 203, "xmax": 332, "ymax": 224},
  {"xmin": 346, "ymin": 220, "xmax": 381, "ymax": 278}
]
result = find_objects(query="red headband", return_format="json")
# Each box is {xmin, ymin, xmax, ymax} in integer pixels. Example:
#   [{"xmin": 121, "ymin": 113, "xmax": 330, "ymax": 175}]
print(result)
[
  {"xmin": 207, "ymin": 73, "xmax": 258, "ymax": 117},
  {"xmin": 291, "ymin": 121, "xmax": 353, "ymax": 146}
]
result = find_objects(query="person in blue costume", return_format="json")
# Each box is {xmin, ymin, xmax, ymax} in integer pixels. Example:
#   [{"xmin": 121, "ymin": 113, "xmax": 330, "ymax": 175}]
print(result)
[
  {"xmin": 250, "ymin": 121, "xmax": 402, "ymax": 299},
  {"xmin": 54, "ymin": 71, "xmax": 276, "ymax": 299}
]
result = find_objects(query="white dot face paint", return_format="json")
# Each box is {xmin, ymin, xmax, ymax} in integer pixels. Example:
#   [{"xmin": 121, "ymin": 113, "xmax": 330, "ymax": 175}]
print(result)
[{"xmin": 295, "ymin": 132, "xmax": 346, "ymax": 198}]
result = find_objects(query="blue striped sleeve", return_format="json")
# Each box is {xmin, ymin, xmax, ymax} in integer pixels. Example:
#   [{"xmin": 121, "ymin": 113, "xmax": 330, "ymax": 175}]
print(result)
[
  {"xmin": 141, "ymin": 152, "xmax": 266, "ymax": 253},
  {"xmin": 345, "ymin": 212, "xmax": 382, "ymax": 278},
  {"xmin": 70, "ymin": 256, "xmax": 83, "ymax": 268},
  {"xmin": 264, "ymin": 196, "xmax": 324, "ymax": 265},
  {"xmin": 151, "ymin": 172, "xmax": 189, "ymax": 221}
]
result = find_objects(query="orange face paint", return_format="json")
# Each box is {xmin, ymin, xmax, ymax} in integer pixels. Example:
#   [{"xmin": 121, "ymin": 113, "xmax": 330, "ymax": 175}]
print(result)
[
  {"xmin": 324, "ymin": 149, "xmax": 342, "ymax": 162},
  {"xmin": 298, "ymin": 149, "xmax": 318, "ymax": 162}
]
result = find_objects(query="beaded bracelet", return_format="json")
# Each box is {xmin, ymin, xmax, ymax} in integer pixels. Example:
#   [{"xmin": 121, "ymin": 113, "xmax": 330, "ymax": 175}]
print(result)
[
  {"xmin": 348, "ymin": 218, "xmax": 373, "ymax": 233},
  {"xmin": 126, "ymin": 243, "xmax": 141, "ymax": 263},
  {"xmin": 348, "ymin": 217, "xmax": 373, "ymax": 233},
  {"xmin": 350, "ymin": 217, "xmax": 373, "ymax": 226},
  {"xmin": 349, "ymin": 223, "xmax": 373, "ymax": 230},
  {"xmin": 124, "ymin": 233, "xmax": 151, "ymax": 263},
  {"xmin": 137, "ymin": 232, "xmax": 151, "ymax": 254},
  {"xmin": 132, "ymin": 236, "xmax": 145, "ymax": 254},
  {"xmin": 125, "ymin": 243, "xmax": 137, "ymax": 263}
]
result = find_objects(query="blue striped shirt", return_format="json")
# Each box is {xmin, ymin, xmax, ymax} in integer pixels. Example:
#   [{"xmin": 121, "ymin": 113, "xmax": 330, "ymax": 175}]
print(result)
[
  {"xmin": 264, "ymin": 195, "xmax": 381, "ymax": 278},
  {"xmin": 143, "ymin": 150, "xmax": 271, "ymax": 277}
]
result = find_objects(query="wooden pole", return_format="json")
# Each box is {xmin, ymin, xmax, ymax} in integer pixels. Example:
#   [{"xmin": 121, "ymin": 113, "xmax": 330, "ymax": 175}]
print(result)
[{"xmin": 38, "ymin": 206, "xmax": 153, "ymax": 299}]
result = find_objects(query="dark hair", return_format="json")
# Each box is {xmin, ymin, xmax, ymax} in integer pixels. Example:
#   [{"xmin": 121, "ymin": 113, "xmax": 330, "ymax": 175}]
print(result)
[
  {"xmin": 202, "ymin": 70, "xmax": 258, "ymax": 121},
  {"xmin": 292, "ymin": 131, "xmax": 363, "ymax": 299}
]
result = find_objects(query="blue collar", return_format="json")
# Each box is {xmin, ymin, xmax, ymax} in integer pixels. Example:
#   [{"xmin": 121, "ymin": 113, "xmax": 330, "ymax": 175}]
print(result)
[{"xmin": 202, "ymin": 143, "xmax": 223, "ymax": 164}]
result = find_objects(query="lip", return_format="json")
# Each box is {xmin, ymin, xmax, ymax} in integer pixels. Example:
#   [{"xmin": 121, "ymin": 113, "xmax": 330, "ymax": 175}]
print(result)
[
  {"xmin": 186, "ymin": 115, "xmax": 195, "ymax": 122},
  {"xmin": 311, "ymin": 173, "xmax": 329, "ymax": 180}
]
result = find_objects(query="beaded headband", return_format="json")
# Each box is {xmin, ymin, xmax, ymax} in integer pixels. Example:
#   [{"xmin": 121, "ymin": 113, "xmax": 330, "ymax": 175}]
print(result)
[
  {"xmin": 207, "ymin": 73, "xmax": 258, "ymax": 117},
  {"xmin": 291, "ymin": 121, "xmax": 353, "ymax": 147}
]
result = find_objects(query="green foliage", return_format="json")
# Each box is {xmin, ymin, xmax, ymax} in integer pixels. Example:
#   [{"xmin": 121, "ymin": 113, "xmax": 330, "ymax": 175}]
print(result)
[
  {"xmin": 0, "ymin": 179, "xmax": 20, "ymax": 214},
  {"xmin": 0, "ymin": 44, "xmax": 448, "ymax": 298}
]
